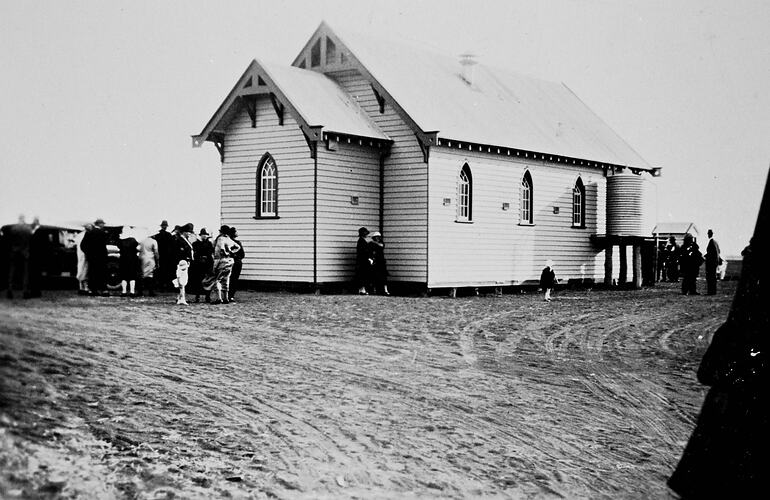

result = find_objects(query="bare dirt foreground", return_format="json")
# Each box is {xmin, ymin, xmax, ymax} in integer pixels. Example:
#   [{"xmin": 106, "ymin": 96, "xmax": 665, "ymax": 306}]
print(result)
[{"xmin": 0, "ymin": 282, "xmax": 731, "ymax": 499}]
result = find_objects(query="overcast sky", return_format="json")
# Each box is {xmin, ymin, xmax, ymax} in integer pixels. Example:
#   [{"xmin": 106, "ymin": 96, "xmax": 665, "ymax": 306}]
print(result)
[{"xmin": 1, "ymin": 0, "xmax": 768, "ymax": 255}]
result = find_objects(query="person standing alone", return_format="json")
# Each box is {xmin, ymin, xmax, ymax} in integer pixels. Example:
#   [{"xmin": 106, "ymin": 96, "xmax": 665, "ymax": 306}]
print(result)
[
  {"xmin": 540, "ymin": 260, "xmax": 556, "ymax": 302},
  {"xmin": 705, "ymin": 229, "xmax": 722, "ymax": 295}
]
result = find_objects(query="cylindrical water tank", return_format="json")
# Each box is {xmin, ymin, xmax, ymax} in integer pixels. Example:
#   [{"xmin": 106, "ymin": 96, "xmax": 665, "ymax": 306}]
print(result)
[{"xmin": 606, "ymin": 173, "xmax": 652, "ymax": 237}]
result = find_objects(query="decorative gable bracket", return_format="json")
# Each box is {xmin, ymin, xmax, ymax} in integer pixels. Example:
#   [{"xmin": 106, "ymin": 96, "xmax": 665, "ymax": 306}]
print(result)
[
  {"xmin": 415, "ymin": 132, "xmax": 438, "ymax": 163},
  {"xmin": 301, "ymin": 126, "xmax": 323, "ymax": 159},
  {"xmin": 243, "ymin": 97, "xmax": 257, "ymax": 128},
  {"xmin": 269, "ymin": 93, "xmax": 284, "ymax": 125},
  {"xmin": 211, "ymin": 133, "xmax": 225, "ymax": 162},
  {"xmin": 370, "ymin": 84, "xmax": 385, "ymax": 114}
]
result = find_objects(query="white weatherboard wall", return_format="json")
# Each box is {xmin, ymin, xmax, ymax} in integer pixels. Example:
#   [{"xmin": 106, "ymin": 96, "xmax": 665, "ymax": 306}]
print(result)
[
  {"xmin": 329, "ymin": 69, "xmax": 428, "ymax": 283},
  {"xmin": 221, "ymin": 98, "xmax": 315, "ymax": 282},
  {"xmin": 428, "ymin": 147, "xmax": 607, "ymax": 288},
  {"xmin": 315, "ymin": 140, "xmax": 381, "ymax": 282}
]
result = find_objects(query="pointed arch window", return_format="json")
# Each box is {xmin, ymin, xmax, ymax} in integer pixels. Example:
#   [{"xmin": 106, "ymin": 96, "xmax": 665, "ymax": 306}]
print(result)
[
  {"xmin": 457, "ymin": 163, "xmax": 472, "ymax": 222},
  {"xmin": 572, "ymin": 177, "xmax": 586, "ymax": 228},
  {"xmin": 521, "ymin": 171, "xmax": 533, "ymax": 224},
  {"xmin": 256, "ymin": 154, "xmax": 278, "ymax": 218}
]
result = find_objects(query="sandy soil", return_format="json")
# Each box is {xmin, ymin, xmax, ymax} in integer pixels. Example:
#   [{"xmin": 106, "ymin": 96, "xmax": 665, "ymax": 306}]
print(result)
[{"xmin": 0, "ymin": 281, "xmax": 732, "ymax": 499}]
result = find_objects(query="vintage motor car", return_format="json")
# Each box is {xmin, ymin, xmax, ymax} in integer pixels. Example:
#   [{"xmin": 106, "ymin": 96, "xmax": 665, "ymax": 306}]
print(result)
[{"xmin": 0, "ymin": 222, "xmax": 83, "ymax": 288}]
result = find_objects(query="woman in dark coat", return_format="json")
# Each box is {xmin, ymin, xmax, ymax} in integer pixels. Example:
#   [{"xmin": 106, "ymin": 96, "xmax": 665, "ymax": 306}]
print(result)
[
  {"xmin": 539, "ymin": 260, "xmax": 556, "ymax": 302},
  {"xmin": 368, "ymin": 231, "xmax": 390, "ymax": 296},
  {"xmin": 191, "ymin": 228, "xmax": 214, "ymax": 302},
  {"xmin": 354, "ymin": 227, "xmax": 371, "ymax": 295},
  {"xmin": 678, "ymin": 233, "xmax": 703, "ymax": 295},
  {"xmin": 81, "ymin": 218, "xmax": 108, "ymax": 296},
  {"xmin": 117, "ymin": 227, "xmax": 140, "ymax": 297}
]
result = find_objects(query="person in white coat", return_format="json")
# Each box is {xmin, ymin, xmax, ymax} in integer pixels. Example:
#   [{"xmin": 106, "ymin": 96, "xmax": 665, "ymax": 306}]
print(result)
[
  {"xmin": 139, "ymin": 233, "xmax": 160, "ymax": 296},
  {"xmin": 75, "ymin": 224, "xmax": 93, "ymax": 295}
]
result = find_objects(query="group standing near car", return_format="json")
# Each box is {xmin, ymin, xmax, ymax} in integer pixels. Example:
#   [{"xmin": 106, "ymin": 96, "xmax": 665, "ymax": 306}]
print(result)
[{"xmin": 69, "ymin": 219, "xmax": 243, "ymax": 305}]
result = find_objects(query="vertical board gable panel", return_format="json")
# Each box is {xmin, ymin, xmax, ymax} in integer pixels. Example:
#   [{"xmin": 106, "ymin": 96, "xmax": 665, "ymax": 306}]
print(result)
[
  {"xmin": 221, "ymin": 98, "xmax": 314, "ymax": 282},
  {"xmin": 329, "ymin": 70, "xmax": 428, "ymax": 283},
  {"xmin": 428, "ymin": 148, "xmax": 607, "ymax": 287}
]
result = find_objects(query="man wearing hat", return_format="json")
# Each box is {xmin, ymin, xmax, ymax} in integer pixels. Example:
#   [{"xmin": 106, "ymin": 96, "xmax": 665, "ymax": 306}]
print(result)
[
  {"xmin": 80, "ymin": 218, "xmax": 109, "ymax": 296},
  {"xmin": 355, "ymin": 227, "xmax": 372, "ymax": 295},
  {"xmin": 174, "ymin": 223, "xmax": 196, "ymax": 263},
  {"xmin": 191, "ymin": 228, "xmax": 214, "ymax": 302},
  {"xmin": 154, "ymin": 220, "xmax": 175, "ymax": 291}
]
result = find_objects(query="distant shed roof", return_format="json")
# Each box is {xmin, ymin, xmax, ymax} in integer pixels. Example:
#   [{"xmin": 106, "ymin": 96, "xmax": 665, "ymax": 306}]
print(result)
[
  {"xmin": 330, "ymin": 25, "xmax": 651, "ymax": 169},
  {"xmin": 259, "ymin": 60, "xmax": 388, "ymax": 140}
]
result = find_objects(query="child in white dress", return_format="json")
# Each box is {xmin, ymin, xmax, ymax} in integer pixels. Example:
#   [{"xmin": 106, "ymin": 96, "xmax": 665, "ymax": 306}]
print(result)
[{"xmin": 174, "ymin": 259, "xmax": 190, "ymax": 305}]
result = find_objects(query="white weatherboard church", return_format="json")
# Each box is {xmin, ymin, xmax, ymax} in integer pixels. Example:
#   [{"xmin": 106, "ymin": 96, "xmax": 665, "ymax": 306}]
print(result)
[{"xmin": 193, "ymin": 22, "xmax": 657, "ymax": 293}]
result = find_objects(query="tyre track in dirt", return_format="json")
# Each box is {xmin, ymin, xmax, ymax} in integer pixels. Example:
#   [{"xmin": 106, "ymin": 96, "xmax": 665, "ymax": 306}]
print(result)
[
  {"xmin": 5, "ymin": 308, "xmax": 363, "ymax": 490},
  {"xmin": 1, "ymin": 283, "xmax": 732, "ymax": 498}
]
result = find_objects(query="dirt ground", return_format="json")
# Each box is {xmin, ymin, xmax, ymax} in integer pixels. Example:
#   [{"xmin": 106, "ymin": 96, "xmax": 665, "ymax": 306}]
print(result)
[{"xmin": 0, "ymin": 280, "xmax": 733, "ymax": 499}]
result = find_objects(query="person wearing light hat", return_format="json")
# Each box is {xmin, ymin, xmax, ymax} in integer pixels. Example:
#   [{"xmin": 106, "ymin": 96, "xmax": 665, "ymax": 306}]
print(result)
[
  {"xmin": 368, "ymin": 231, "xmax": 390, "ymax": 296},
  {"xmin": 202, "ymin": 225, "xmax": 240, "ymax": 304},
  {"xmin": 174, "ymin": 259, "xmax": 190, "ymax": 305}
]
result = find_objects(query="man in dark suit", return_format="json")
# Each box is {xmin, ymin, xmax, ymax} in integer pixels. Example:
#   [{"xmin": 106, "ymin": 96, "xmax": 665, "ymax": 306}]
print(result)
[
  {"xmin": 154, "ymin": 220, "xmax": 175, "ymax": 291},
  {"xmin": 705, "ymin": 229, "xmax": 722, "ymax": 295},
  {"xmin": 81, "ymin": 218, "xmax": 109, "ymax": 296}
]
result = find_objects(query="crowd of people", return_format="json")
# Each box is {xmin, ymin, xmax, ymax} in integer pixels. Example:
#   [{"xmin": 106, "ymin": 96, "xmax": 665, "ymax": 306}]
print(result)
[
  {"xmin": 5, "ymin": 216, "xmax": 726, "ymax": 301},
  {"xmin": 657, "ymin": 229, "xmax": 723, "ymax": 296},
  {"xmin": 73, "ymin": 219, "xmax": 245, "ymax": 305}
]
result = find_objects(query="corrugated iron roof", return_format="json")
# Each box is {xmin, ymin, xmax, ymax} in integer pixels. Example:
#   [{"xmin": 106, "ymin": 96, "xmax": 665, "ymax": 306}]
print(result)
[
  {"xmin": 331, "ymin": 26, "xmax": 650, "ymax": 169},
  {"xmin": 652, "ymin": 222, "xmax": 699, "ymax": 235},
  {"xmin": 259, "ymin": 60, "xmax": 389, "ymax": 141}
]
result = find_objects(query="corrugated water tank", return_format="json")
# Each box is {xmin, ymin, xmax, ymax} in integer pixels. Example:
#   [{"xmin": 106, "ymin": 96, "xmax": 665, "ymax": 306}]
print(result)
[{"xmin": 606, "ymin": 173, "xmax": 652, "ymax": 237}]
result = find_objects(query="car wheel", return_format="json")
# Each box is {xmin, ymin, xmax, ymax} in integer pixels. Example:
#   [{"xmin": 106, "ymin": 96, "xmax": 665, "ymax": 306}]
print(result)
[{"xmin": 106, "ymin": 260, "xmax": 122, "ymax": 290}]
